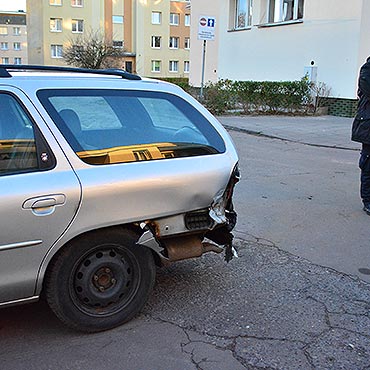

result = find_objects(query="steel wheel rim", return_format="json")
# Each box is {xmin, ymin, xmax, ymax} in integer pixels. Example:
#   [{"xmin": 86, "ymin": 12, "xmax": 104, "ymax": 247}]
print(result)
[{"xmin": 69, "ymin": 244, "xmax": 141, "ymax": 317}]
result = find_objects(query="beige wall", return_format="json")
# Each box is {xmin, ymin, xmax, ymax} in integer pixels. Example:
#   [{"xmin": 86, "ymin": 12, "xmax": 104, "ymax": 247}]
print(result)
[
  {"xmin": 189, "ymin": 0, "xmax": 220, "ymax": 87},
  {"xmin": 135, "ymin": 0, "xmax": 190, "ymax": 78},
  {"xmin": 26, "ymin": 0, "xmax": 189, "ymax": 76},
  {"xmin": 27, "ymin": 0, "xmax": 104, "ymax": 66},
  {"xmin": 0, "ymin": 12, "xmax": 28, "ymax": 65}
]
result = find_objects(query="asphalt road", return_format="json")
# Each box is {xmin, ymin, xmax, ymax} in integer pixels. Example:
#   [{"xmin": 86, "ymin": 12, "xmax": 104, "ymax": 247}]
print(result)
[{"xmin": 1, "ymin": 119, "xmax": 370, "ymax": 370}]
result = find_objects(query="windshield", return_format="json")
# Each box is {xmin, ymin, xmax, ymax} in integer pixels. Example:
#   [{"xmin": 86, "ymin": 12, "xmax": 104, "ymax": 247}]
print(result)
[{"xmin": 37, "ymin": 89, "xmax": 225, "ymax": 165}]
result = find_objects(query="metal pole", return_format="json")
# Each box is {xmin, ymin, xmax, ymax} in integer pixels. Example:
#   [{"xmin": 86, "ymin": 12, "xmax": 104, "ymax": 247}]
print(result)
[{"xmin": 200, "ymin": 39, "xmax": 206, "ymax": 100}]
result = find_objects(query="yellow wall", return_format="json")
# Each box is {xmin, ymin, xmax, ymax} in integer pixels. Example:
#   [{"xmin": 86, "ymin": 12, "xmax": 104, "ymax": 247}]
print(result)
[
  {"xmin": 27, "ymin": 0, "xmax": 189, "ymax": 77},
  {"xmin": 28, "ymin": 0, "xmax": 104, "ymax": 66}
]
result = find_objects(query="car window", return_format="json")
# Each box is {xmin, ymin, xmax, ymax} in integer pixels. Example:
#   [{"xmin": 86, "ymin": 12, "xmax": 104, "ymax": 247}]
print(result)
[
  {"xmin": 0, "ymin": 93, "xmax": 38, "ymax": 174},
  {"xmin": 48, "ymin": 96, "xmax": 122, "ymax": 130},
  {"xmin": 38, "ymin": 89, "xmax": 226, "ymax": 165}
]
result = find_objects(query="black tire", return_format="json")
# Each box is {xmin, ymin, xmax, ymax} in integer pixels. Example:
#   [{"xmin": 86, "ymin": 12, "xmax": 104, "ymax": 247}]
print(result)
[{"xmin": 45, "ymin": 228, "xmax": 155, "ymax": 333}]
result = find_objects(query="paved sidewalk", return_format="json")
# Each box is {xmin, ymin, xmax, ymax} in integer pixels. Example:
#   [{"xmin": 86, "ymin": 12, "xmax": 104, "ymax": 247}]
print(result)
[{"xmin": 218, "ymin": 115, "xmax": 360, "ymax": 151}]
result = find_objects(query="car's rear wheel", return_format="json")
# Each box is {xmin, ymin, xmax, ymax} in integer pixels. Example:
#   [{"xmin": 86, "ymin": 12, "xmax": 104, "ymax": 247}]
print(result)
[{"xmin": 45, "ymin": 228, "xmax": 155, "ymax": 332}]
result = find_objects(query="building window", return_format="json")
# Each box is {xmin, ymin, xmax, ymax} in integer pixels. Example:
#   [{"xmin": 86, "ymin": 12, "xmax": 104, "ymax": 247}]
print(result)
[
  {"xmin": 14, "ymin": 57, "xmax": 22, "ymax": 65},
  {"xmin": 50, "ymin": 18, "xmax": 62, "ymax": 32},
  {"xmin": 185, "ymin": 14, "xmax": 191, "ymax": 26},
  {"xmin": 268, "ymin": 0, "xmax": 304, "ymax": 23},
  {"xmin": 170, "ymin": 13, "xmax": 179, "ymax": 25},
  {"xmin": 113, "ymin": 40, "xmax": 124, "ymax": 48},
  {"xmin": 50, "ymin": 0, "xmax": 62, "ymax": 5},
  {"xmin": 151, "ymin": 36, "xmax": 161, "ymax": 49},
  {"xmin": 0, "ymin": 27, "xmax": 8, "ymax": 35},
  {"xmin": 184, "ymin": 61, "xmax": 190, "ymax": 73},
  {"xmin": 71, "ymin": 0, "xmax": 83, "ymax": 6},
  {"xmin": 125, "ymin": 61, "xmax": 133, "ymax": 73},
  {"xmin": 2, "ymin": 57, "xmax": 9, "ymax": 64},
  {"xmin": 72, "ymin": 19, "xmax": 84, "ymax": 33},
  {"xmin": 169, "ymin": 36, "xmax": 179, "ymax": 49},
  {"xmin": 151, "ymin": 60, "xmax": 161, "ymax": 72},
  {"xmin": 51, "ymin": 44, "xmax": 63, "ymax": 58},
  {"xmin": 169, "ymin": 60, "xmax": 178, "ymax": 73},
  {"xmin": 13, "ymin": 42, "xmax": 21, "ymax": 51},
  {"xmin": 184, "ymin": 37, "xmax": 190, "ymax": 49},
  {"xmin": 112, "ymin": 15, "xmax": 124, "ymax": 24},
  {"xmin": 13, "ymin": 27, "xmax": 21, "ymax": 36},
  {"xmin": 152, "ymin": 12, "xmax": 161, "ymax": 24},
  {"xmin": 0, "ymin": 42, "xmax": 8, "ymax": 50},
  {"xmin": 233, "ymin": 0, "xmax": 252, "ymax": 29}
]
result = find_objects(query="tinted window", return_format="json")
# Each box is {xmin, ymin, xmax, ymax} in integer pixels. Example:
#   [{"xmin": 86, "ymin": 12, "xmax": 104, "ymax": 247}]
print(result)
[
  {"xmin": 38, "ymin": 89, "xmax": 225, "ymax": 165},
  {"xmin": 0, "ymin": 94, "xmax": 38, "ymax": 174}
]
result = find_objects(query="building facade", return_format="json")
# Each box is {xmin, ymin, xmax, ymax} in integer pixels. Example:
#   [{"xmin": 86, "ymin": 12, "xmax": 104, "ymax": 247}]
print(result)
[
  {"xmin": 27, "ymin": 0, "xmax": 104, "ymax": 67},
  {"xmin": 0, "ymin": 11, "xmax": 28, "ymax": 65},
  {"xmin": 190, "ymin": 0, "xmax": 370, "ymax": 114},
  {"xmin": 27, "ymin": 0, "xmax": 190, "ymax": 78}
]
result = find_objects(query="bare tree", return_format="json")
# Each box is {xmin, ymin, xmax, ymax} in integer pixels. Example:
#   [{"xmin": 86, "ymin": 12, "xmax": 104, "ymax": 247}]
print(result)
[{"xmin": 63, "ymin": 30, "xmax": 123, "ymax": 69}]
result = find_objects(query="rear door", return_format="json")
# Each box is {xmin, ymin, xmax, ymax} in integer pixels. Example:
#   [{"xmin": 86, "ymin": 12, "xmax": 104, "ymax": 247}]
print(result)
[{"xmin": 0, "ymin": 89, "xmax": 81, "ymax": 303}]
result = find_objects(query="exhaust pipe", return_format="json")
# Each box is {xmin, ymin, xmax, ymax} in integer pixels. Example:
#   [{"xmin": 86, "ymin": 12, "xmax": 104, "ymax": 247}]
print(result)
[{"xmin": 163, "ymin": 235, "xmax": 223, "ymax": 262}]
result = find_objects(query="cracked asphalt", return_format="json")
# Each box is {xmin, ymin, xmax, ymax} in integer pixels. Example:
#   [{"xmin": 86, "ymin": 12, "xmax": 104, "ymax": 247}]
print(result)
[{"xmin": 1, "ymin": 116, "xmax": 370, "ymax": 369}]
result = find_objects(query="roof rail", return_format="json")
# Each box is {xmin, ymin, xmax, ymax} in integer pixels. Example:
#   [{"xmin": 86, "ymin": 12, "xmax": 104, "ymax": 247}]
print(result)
[{"xmin": 0, "ymin": 64, "xmax": 142, "ymax": 80}]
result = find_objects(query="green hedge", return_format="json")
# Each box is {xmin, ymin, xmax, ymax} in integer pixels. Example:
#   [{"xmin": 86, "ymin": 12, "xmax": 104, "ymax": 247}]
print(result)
[
  {"xmin": 152, "ymin": 77, "xmax": 314, "ymax": 116},
  {"xmin": 203, "ymin": 78, "xmax": 312, "ymax": 115}
]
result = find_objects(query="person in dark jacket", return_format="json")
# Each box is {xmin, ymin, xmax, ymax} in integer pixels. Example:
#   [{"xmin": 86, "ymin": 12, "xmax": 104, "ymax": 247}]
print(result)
[{"xmin": 352, "ymin": 57, "xmax": 370, "ymax": 215}]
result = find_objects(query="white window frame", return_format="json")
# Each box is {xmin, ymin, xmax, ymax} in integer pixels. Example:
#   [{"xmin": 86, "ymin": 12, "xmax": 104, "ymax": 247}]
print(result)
[
  {"xmin": 72, "ymin": 19, "xmax": 84, "ymax": 33},
  {"xmin": 71, "ymin": 0, "xmax": 83, "ymax": 7},
  {"xmin": 51, "ymin": 44, "xmax": 63, "ymax": 58},
  {"xmin": 49, "ymin": 0, "xmax": 62, "ymax": 5},
  {"xmin": 14, "ymin": 57, "xmax": 22, "ymax": 65},
  {"xmin": 50, "ymin": 18, "xmax": 62, "ymax": 32},
  {"xmin": 184, "ymin": 14, "xmax": 190, "ymax": 26},
  {"xmin": 151, "ymin": 60, "xmax": 161, "ymax": 73},
  {"xmin": 151, "ymin": 36, "xmax": 161, "ymax": 49},
  {"xmin": 170, "ymin": 13, "xmax": 179, "ymax": 26},
  {"xmin": 0, "ymin": 27, "xmax": 8, "ymax": 35},
  {"xmin": 13, "ymin": 27, "xmax": 21, "ymax": 36},
  {"xmin": 184, "ymin": 37, "xmax": 190, "ymax": 49},
  {"xmin": 152, "ymin": 11, "xmax": 161, "ymax": 25},
  {"xmin": 169, "ymin": 60, "xmax": 178, "ymax": 73},
  {"xmin": 169, "ymin": 36, "xmax": 179, "ymax": 49},
  {"xmin": 2, "ymin": 57, "xmax": 9, "ymax": 64},
  {"xmin": 0, "ymin": 42, "xmax": 8, "ymax": 50},
  {"xmin": 184, "ymin": 61, "xmax": 190, "ymax": 73},
  {"xmin": 233, "ymin": 0, "xmax": 252, "ymax": 30},
  {"xmin": 268, "ymin": 0, "xmax": 304, "ymax": 23},
  {"xmin": 13, "ymin": 42, "xmax": 21, "ymax": 51}
]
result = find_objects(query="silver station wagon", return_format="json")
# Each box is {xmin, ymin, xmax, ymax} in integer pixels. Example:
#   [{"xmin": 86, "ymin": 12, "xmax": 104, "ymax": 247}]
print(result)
[{"xmin": 0, "ymin": 65, "xmax": 239, "ymax": 332}]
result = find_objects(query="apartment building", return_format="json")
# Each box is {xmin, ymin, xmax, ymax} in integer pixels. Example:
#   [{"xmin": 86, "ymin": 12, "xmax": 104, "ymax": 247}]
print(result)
[
  {"xmin": 27, "ymin": 0, "xmax": 104, "ymax": 66},
  {"xmin": 27, "ymin": 0, "xmax": 190, "ymax": 78},
  {"xmin": 190, "ymin": 0, "xmax": 370, "ymax": 116},
  {"xmin": 133, "ymin": 0, "xmax": 191, "ymax": 77},
  {"xmin": 0, "ymin": 11, "xmax": 28, "ymax": 65}
]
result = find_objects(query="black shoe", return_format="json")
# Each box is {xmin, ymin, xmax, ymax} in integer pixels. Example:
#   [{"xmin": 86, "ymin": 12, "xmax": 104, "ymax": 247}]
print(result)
[{"xmin": 363, "ymin": 203, "xmax": 370, "ymax": 215}]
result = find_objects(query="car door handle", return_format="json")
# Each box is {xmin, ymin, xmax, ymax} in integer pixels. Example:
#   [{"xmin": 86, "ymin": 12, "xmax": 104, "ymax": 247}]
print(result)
[{"xmin": 22, "ymin": 194, "xmax": 66, "ymax": 210}]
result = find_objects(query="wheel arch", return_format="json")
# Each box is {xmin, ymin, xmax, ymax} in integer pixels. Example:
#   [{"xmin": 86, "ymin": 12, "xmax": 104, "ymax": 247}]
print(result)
[{"xmin": 36, "ymin": 223, "xmax": 156, "ymax": 298}]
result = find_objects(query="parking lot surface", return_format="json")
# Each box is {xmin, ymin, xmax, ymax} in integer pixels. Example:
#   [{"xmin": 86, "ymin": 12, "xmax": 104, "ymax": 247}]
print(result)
[{"xmin": 1, "ymin": 115, "xmax": 370, "ymax": 370}]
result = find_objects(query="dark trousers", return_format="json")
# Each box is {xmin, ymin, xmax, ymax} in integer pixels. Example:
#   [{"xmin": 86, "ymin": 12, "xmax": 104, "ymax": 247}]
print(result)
[{"xmin": 360, "ymin": 144, "xmax": 370, "ymax": 204}]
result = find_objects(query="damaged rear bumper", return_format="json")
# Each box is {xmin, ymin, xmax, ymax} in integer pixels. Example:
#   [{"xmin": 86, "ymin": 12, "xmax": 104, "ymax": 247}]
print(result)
[{"xmin": 137, "ymin": 164, "xmax": 240, "ymax": 264}]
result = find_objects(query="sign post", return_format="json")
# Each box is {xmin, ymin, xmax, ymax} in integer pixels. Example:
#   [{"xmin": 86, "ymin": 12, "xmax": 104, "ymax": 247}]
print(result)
[{"xmin": 197, "ymin": 16, "xmax": 216, "ymax": 100}]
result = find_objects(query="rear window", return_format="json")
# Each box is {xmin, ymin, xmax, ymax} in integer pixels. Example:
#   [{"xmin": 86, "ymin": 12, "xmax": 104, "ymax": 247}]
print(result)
[{"xmin": 37, "ymin": 89, "xmax": 225, "ymax": 165}]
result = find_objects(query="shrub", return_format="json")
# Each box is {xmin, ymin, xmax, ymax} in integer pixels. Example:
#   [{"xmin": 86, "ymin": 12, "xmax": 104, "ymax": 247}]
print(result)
[{"xmin": 203, "ymin": 78, "xmax": 312, "ymax": 115}]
